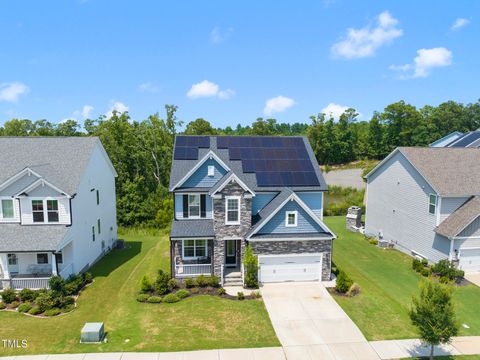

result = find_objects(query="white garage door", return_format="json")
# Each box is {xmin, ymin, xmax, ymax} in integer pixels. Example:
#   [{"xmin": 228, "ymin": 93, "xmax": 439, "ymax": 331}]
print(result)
[
  {"xmin": 459, "ymin": 248, "xmax": 480, "ymax": 273},
  {"xmin": 259, "ymin": 254, "xmax": 322, "ymax": 283}
]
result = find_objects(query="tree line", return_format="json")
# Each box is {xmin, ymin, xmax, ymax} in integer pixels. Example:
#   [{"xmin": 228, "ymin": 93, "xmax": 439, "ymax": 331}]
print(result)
[{"xmin": 1, "ymin": 99, "xmax": 479, "ymax": 227}]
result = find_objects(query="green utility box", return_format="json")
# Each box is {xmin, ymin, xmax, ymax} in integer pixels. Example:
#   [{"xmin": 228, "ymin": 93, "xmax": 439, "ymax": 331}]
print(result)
[{"xmin": 81, "ymin": 322, "xmax": 105, "ymax": 343}]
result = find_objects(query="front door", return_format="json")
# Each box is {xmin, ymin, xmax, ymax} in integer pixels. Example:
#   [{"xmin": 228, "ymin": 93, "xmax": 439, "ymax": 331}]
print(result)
[{"xmin": 225, "ymin": 240, "xmax": 237, "ymax": 267}]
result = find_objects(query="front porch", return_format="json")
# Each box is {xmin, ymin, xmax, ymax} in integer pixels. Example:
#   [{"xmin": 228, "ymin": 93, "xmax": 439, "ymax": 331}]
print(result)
[{"xmin": 0, "ymin": 251, "xmax": 73, "ymax": 290}]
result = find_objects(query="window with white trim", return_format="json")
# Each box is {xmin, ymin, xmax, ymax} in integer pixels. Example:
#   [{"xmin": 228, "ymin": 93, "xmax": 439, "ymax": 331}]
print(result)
[
  {"xmin": 7, "ymin": 254, "xmax": 18, "ymax": 265},
  {"xmin": 285, "ymin": 211, "xmax": 298, "ymax": 227},
  {"xmin": 32, "ymin": 200, "xmax": 44, "ymax": 222},
  {"xmin": 225, "ymin": 196, "xmax": 240, "ymax": 224},
  {"xmin": 37, "ymin": 253, "xmax": 49, "ymax": 264},
  {"xmin": 31, "ymin": 199, "xmax": 60, "ymax": 223},
  {"xmin": 47, "ymin": 200, "xmax": 59, "ymax": 222},
  {"xmin": 428, "ymin": 194, "xmax": 437, "ymax": 215},
  {"xmin": 1, "ymin": 199, "xmax": 14, "ymax": 219},
  {"xmin": 188, "ymin": 194, "xmax": 200, "ymax": 218},
  {"xmin": 182, "ymin": 239, "xmax": 207, "ymax": 259},
  {"xmin": 208, "ymin": 165, "xmax": 215, "ymax": 177}
]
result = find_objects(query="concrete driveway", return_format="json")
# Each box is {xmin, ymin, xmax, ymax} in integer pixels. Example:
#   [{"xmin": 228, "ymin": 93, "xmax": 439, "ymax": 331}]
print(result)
[
  {"xmin": 261, "ymin": 282, "xmax": 379, "ymax": 360},
  {"xmin": 465, "ymin": 272, "xmax": 480, "ymax": 287}
]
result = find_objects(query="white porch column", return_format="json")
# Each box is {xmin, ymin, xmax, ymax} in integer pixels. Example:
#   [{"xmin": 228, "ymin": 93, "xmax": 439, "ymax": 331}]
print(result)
[
  {"xmin": 0, "ymin": 253, "xmax": 10, "ymax": 279},
  {"xmin": 51, "ymin": 252, "xmax": 58, "ymax": 276}
]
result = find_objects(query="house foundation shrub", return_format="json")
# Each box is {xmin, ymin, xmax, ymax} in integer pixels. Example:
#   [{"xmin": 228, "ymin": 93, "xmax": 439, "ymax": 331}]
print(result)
[
  {"xmin": 243, "ymin": 245, "xmax": 259, "ymax": 288},
  {"xmin": 140, "ymin": 275, "xmax": 153, "ymax": 293},
  {"xmin": 136, "ymin": 294, "xmax": 149, "ymax": 302},
  {"xmin": 237, "ymin": 292, "xmax": 245, "ymax": 300},
  {"xmin": 208, "ymin": 275, "xmax": 220, "ymax": 287},
  {"xmin": 167, "ymin": 278, "xmax": 178, "ymax": 291},
  {"xmin": 28, "ymin": 306, "xmax": 42, "ymax": 315},
  {"xmin": 154, "ymin": 270, "xmax": 171, "ymax": 295},
  {"xmin": 0, "ymin": 288, "xmax": 17, "ymax": 303},
  {"xmin": 184, "ymin": 278, "xmax": 194, "ymax": 288},
  {"xmin": 17, "ymin": 302, "xmax": 32, "ymax": 313},
  {"xmin": 162, "ymin": 293, "xmax": 180, "ymax": 303},
  {"xmin": 8, "ymin": 301, "xmax": 20, "ymax": 309},
  {"xmin": 347, "ymin": 283, "xmax": 361, "ymax": 297},
  {"xmin": 44, "ymin": 308, "xmax": 62, "ymax": 317},
  {"xmin": 195, "ymin": 275, "xmax": 208, "ymax": 287},
  {"xmin": 217, "ymin": 287, "xmax": 226, "ymax": 296},
  {"xmin": 175, "ymin": 289, "xmax": 190, "ymax": 299},
  {"xmin": 0, "ymin": 302, "xmax": 6, "ymax": 310},
  {"xmin": 19, "ymin": 289, "xmax": 38, "ymax": 302},
  {"xmin": 336, "ymin": 270, "xmax": 353, "ymax": 294},
  {"xmin": 147, "ymin": 296, "xmax": 162, "ymax": 303}
]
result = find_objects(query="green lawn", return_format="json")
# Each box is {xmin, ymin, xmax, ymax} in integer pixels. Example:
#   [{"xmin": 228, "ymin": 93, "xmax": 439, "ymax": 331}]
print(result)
[
  {"xmin": 325, "ymin": 216, "xmax": 480, "ymax": 341},
  {"xmin": 0, "ymin": 229, "xmax": 279, "ymax": 357}
]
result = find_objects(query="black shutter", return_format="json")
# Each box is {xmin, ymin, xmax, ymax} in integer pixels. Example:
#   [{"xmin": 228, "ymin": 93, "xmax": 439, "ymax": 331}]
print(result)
[
  {"xmin": 183, "ymin": 195, "xmax": 188, "ymax": 218},
  {"xmin": 200, "ymin": 194, "xmax": 206, "ymax": 218}
]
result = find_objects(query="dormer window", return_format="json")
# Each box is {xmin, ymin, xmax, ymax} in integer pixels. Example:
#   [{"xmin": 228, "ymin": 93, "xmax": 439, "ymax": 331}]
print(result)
[
  {"xmin": 208, "ymin": 165, "xmax": 215, "ymax": 177},
  {"xmin": 286, "ymin": 211, "xmax": 298, "ymax": 227},
  {"xmin": 225, "ymin": 196, "xmax": 240, "ymax": 225},
  {"xmin": 1, "ymin": 199, "xmax": 14, "ymax": 219},
  {"xmin": 32, "ymin": 199, "xmax": 59, "ymax": 223},
  {"xmin": 32, "ymin": 200, "xmax": 44, "ymax": 222},
  {"xmin": 47, "ymin": 200, "xmax": 59, "ymax": 222}
]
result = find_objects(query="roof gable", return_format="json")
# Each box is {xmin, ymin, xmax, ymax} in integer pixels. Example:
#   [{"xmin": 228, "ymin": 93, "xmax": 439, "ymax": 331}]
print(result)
[{"xmin": 435, "ymin": 196, "xmax": 480, "ymax": 238}]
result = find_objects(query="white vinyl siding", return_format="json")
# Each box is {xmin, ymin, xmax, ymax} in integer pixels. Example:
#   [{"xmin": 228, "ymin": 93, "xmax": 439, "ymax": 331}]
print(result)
[
  {"xmin": 439, "ymin": 197, "xmax": 470, "ymax": 223},
  {"xmin": 365, "ymin": 151, "xmax": 450, "ymax": 262}
]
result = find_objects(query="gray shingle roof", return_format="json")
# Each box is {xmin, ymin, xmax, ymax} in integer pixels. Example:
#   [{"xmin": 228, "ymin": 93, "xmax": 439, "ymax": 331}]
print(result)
[
  {"xmin": 0, "ymin": 137, "xmax": 100, "ymax": 195},
  {"xmin": 0, "ymin": 224, "xmax": 69, "ymax": 252},
  {"xmin": 170, "ymin": 219, "xmax": 215, "ymax": 238},
  {"xmin": 208, "ymin": 171, "xmax": 233, "ymax": 195},
  {"xmin": 398, "ymin": 147, "xmax": 480, "ymax": 196},
  {"xmin": 169, "ymin": 136, "xmax": 327, "ymax": 192},
  {"xmin": 435, "ymin": 196, "xmax": 480, "ymax": 238}
]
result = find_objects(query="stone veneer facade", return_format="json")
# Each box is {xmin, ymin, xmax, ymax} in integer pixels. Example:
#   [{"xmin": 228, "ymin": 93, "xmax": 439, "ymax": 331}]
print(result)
[
  {"xmin": 249, "ymin": 240, "xmax": 332, "ymax": 281},
  {"xmin": 212, "ymin": 180, "xmax": 252, "ymax": 276}
]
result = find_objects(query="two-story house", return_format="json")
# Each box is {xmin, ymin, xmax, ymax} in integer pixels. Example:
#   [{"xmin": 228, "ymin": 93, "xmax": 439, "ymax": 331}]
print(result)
[
  {"xmin": 0, "ymin": 137, "xmax": 117, "ymax": 290},
  {"xmin": 365, "ymin": 147, "xmax": 480, "ymax": 273},
  {"xmin": 169, "ymin": 135, "xmax": 336, "ymax": 285}
]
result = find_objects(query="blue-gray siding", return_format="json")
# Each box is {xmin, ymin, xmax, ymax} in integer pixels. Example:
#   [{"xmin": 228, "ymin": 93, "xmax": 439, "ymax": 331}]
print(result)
[
  {"xmin": 257, "ymin": 199, "xmax": 326, "ymax": 235},
  {"xmin": 458, "ymin": 216, "xmax": 480, "ymax": 238},
  {"xmin": 174, "ymin": 193, "xmax": 213, "ymax": 219},
  {"xmin": 297, "ymin": 192, "xmax": 323, "ymax": 218},
  {"xmin": 252, "ymin": 193, "xmax": 277, "ymax": 215},
  {"xmin": 440, "ymin": 196, "xmax": 470, "ymax": 223},
  {"xmin": 365, "ymin": 151, "xmax": 450, "ymax": 262},
  {"xmin": 181, "ymin": 158, "xmax": 227, "ymax": 188}
]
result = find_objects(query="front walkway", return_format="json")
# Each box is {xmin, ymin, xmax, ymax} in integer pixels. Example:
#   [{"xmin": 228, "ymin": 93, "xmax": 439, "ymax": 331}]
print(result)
[
  {"xmin": 261, "ymin": 282, "xmax": 379, "ymax": 359},
  {"xmin": 465, "ymin": 272, "xmax": 480, "ymax": 287}
]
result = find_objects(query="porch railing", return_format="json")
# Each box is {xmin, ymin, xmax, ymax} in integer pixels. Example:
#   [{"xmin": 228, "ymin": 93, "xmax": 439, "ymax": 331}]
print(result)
[
  {"xmin": 174, "ymin": 263, "xmax": 212, "ymax": 278},
  {"xmin": 59, "ymin": 263, "xmax": 74, "ymax": 279},
  {"xmin": 2, "ymin": 277, "xmax": 51, "ymax": 290}
]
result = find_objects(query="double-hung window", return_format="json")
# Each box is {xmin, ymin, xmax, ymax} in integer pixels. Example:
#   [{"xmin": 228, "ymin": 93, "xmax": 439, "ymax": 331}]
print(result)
[
  {"xmin": 188, "ymin": 194, "xmax": 200, "ymax": 218},
  {"xmin": 32, "ymin": 200, "xmax": 45, "ymax": 223},
  {"xmin": 182, "ymin": 239, "xmax": 207, "ymax": 259},
  {"xmin": 47, "ymin": 200, "xmax": 59, "ymax": 222},
  {"xmin": 285, "ymin": 211, "xmax": 298, "ymax": 227},
  {"xmin": 37, "ymin": 253, "xmax": 49, "ymax": 264},
  {"xmin": 428, "ymin": 194, "xmax": 437, "ymax": 215},
  {"xmin": 1, "ymin": 199, "xmax": 14, "ymax": 220},
  {"xmin": 225, "ymin": 196, "xmax": 240, "ymax": 225}
]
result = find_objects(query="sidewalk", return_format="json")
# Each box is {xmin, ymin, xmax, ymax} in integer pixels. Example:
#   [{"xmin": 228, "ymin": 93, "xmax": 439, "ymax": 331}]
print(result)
[
  {"xmin": 1, "ymin": 347, "xmax": 286, "ymax": 360},
  {"xmin": 370, "ymin": 336, "xmax": 480, "ymax": 359}
]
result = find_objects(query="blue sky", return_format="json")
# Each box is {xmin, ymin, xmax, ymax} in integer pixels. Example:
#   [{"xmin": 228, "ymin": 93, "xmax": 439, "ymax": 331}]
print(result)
[{"xmin": 0, "ymin": 1, "xmax": 478, "ymax": 128}]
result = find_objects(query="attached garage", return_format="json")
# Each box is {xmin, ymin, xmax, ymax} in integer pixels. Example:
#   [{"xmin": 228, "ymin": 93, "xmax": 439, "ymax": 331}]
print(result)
[
  {"xmin": 258, "ymin": 254, "xmax": 323, "ymax": 283},
  {"xmin": 459, "ymin": 248, "xmax": 480, "ymax": 273}
]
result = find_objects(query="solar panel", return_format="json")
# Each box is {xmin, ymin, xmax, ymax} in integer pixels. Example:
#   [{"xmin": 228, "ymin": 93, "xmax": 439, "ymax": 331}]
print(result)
[
  {"xmin": 173, "ymin": 136, "xmax": 210, "ymax": 160},
  {"xmin": 450, "ymin": 132, "xmax": 480, "ymax": 147}
]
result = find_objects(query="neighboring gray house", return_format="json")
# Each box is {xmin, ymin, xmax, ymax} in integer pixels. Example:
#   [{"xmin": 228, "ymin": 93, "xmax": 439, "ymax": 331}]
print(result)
[
  {"xmin": 0, "ymin": 137, "xmax": 118, "ymax": 290},
  {"xmin": 365, "ymin": 147, "xmax": 480, "ymax": 273},
  {"xmin": 169, "ymin": 135, "xmax": 336, "ymax": 285}
]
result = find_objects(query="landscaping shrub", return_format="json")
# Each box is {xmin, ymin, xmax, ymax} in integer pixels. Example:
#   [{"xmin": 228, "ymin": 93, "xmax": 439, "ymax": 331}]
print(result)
[
  {"xmin": 28, "ymin": 306, "xmax": 42, "ymax": 315},
  {"xmin": 421, "ymin": 259, "xmax": 428, "ymax": 267},
  {"xmin": 331, "ymin": 262, "xmax": 340, "ymax": 276},
  {"xmin": 162, "ymin": 293, "xmax": 180, "ymax": 303},
  {"xmin": 44, "ymin": 308, "xmax": 62, "ymax": 317},
  {"xmin": 217, "ymin": 287, "xmax": 226, "ymax": 296},
  {"xmin": 8, "ymin": 301, "xmax": 20, "ymax": 309},
  {"xmin": 35, "ymin": 292, "xmax": 57, "ymax": 312},
  {"xmin": 440, "ymin": 276, "xmax": 451, "ymax": 284},
  {"xmin": 184, "ymin": 278, "xmax": 194, "ymax": 288},
  {"xmin": 176, "ymin": 289, "xmax": 190, "ymax": 299},
  {"xmin": 83, "ymin": 272, "xmax": 93, "ymax": 283},
  {"xmin": 140, "ymin": 275, "xmax": 153, "ymax": 293},
  {"xmin": 49, "ymin": 276, "xmax": 66, "ymax": 296},
  {"xmin": 455, "ymin": 269, "xmax": 465, "ymax": 283},
  {"xmin": 190, "ymin": 287, "xmax": 199, "ymax": 294},
  {"xmin": 19, "ymin": 288, "xmax": 37, "ymax": 302},
  {"xmin": 412, "ymin": 259, "xmax": 423, "ymax": 272},
  {"xmin": 195, "ymin": 275, "xmax": 208, "ymax": 287},
  {"xmin": 17, "ymin": 302, "xmax": 32, "ymax": 313},
  {"xmin": 336, "ymin": 270, "xmax": 353, "ymax": 294},
  {"xmin": 347, "ymin": 283, "xmax": 361, "ymax": 297},
  {"xmin": 154, "ymin": 269, "xmax": 171, "ymax": 295},
  {"xmin": 136, "ymin": 294, "xmax": 149, "ymax": 302},
  {"xmin": 421, "ymin": 268, "xmax": 431, "ymax": 277},
  {"xmin": 208, "ymin": 275, "xmax": 220, "ymax": 287},
  {"xmin": 0, "ymin": 302, "xmax": 5, "ymax": 310},
  {"xmin": 369, "ymin": 238, "xmax": 378, "ymax": 246},
  {"xmin": 168, "ymin": 278, "xmax": 178, "ymax": 291},
  {"xmin": 251, "ymin": 291, "xmax": 262, "ymax": 299},
  {"xmin": 0, "ymin": 288, "xmax": 17, "ymax": 303},
  {"xmin": 432, "ymin": 259, "xmax": 462, "ymax": 281},
  {"xmin": 237, "ymin": 292, "xmax": 245, "ymax": 300},
  {"xmin": 147, "ymin": 296, "xmax": 162, "ymax": 303},
  {"xmin": 243, "ymin": 245, "xmax": 259, "ymax": 288}
]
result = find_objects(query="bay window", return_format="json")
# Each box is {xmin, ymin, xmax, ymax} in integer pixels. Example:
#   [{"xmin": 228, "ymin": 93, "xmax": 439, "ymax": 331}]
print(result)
[{"xmin": 182, "ymin": 239, "xmax": 207, "ymax": 259}]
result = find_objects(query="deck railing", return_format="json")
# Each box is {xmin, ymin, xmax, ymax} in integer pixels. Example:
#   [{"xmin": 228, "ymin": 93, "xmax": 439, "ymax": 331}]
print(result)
[
  {"xmin": 3, "ymin": 277, "xmax": 51, "ymax": 290},
  {"xmin": 174, "ymin": 263, "xmax": 212, "ymax": 278}
]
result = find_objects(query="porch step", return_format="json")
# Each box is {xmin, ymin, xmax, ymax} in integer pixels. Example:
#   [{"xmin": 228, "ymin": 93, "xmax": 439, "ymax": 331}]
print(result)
[
  {"xmin": 224, "ymin": 279, "xmax": 243, "ymax": 286},
  {"xmin": 224, "ymin": 271, "xmax": 241, "ymax": 279}
]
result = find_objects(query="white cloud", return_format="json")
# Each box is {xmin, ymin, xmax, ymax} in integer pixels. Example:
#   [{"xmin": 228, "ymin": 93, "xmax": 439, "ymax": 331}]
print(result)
[
  {"xmin": 82, "ymin": 105, "xmax": 94, "ymax": 119},
  {"xmin": 321, "ymin": 103, "xmax": 349, "ymax": 120},
  {"xmin": 105, "ymin": 101, "xmax": 129, "ymax": 118},
  {"xmin": 138, "ymin": 82, "xmax": 159, "ymax": 93},
  {"xmin": 187, "ymin": 80, "xmax": 235, "ymax": 100},
  {"xmin": 210, "ymin": 26, "xmax": 233, "ymax": 44},
  {"xmin": 331, "ymin": 11, "xmax": 403, "ymax": 59},
  {"xmin": 451, "ymin": 18, "xmax": 470, "ymax": 30},
  {"xmin": 0, "ymin": 82, "xmax": 29, "ymax": 102},
  {"xmin": 263, "ymin": 96, "xmax": 296, "ymax": 116},
  {"xmin": 390, "ymin": 47, "xmax": 453, "ymax": 78}
]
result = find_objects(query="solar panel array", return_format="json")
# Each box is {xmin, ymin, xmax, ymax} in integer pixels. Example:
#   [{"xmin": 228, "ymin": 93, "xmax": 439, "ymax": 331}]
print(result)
[
  {"xmin": 448, "ymin": 132, "xmax": 480, "ymax": 147},
  {"xmin": 217, "ymin": 136, "xmax": 320, "ymax": 187},
  {"xmin": 174, "ymin": 136, "xmax": 210, "ymax": 160}
]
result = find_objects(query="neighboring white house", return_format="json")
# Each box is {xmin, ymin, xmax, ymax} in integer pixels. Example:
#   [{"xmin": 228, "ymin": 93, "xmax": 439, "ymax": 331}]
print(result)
[
  {"xmin": 0, "ymin": 137, "xmax": 117, "ymax": 290},
  {"xmin": 365, "ymin": 147, "xmax": 480, "ymax": 273}
]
